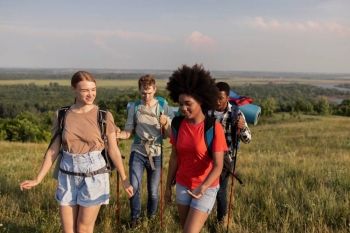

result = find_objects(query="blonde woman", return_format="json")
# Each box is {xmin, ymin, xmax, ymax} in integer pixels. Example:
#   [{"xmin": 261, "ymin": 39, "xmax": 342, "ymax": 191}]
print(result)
[{"xmin": 20, "ymin": 71, "xmax": 133, "ymax": 233}]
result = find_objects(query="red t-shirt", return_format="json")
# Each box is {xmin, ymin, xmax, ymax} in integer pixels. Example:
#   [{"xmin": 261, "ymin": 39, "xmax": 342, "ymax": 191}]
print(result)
[{"xmin": 170, "ymin": 118, "xmax": 228, "ymax": 190}]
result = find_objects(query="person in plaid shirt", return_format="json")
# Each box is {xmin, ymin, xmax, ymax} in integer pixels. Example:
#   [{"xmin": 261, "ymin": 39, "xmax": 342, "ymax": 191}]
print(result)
[{"xmin": 207, "ymin": 82, "xmax": 251, "ymax": 224}]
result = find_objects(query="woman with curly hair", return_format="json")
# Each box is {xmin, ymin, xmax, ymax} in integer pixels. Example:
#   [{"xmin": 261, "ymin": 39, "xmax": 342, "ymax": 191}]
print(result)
[{"xmin": 164, "ymin": 64, "xmax": 227, "ymax": 232}]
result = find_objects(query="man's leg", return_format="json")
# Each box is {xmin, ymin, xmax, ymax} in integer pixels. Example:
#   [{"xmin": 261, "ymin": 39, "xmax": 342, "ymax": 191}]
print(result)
[
  {"xmin": 216, "ymin": 175, "xmax": 230, "ymax": 222},
  {"xmin": 146, "ymin": 155, "xmax": 161, "ymax": 217},
  {"xmin": 216, "ymin": 159, "xmax": 236, "ymax": 222},
  {"xmin": 129, "ymin": 151, "xmax": 146, "ymax": 220}
]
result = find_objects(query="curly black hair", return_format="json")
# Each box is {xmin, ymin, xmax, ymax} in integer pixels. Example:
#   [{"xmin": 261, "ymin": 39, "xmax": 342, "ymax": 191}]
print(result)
[{"xmin": 166, "ymin": 64, "xmax": 219, "ymax": 110}]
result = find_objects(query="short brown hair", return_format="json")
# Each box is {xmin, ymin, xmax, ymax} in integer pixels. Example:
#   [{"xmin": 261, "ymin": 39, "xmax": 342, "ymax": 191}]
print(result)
[
  {"xmin": 71, "ymin": 71, "xmax": 96, "ymax": 88},
  {"xmin": 138, "ymin": 74, "xmax": 156, "ymax": 90}
]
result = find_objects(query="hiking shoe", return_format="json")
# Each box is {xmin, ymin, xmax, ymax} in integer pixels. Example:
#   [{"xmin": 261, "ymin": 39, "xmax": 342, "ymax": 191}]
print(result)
[
  {"xmin": 217, "ymin": 218, "xmax": 225, "ymax": 226},
  {"xmin": 128, "ymin": 219, "xmax": 139, "ymax": 229}
]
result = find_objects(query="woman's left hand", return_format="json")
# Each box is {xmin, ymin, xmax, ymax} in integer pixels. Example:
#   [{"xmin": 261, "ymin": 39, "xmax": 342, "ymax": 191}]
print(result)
[
  {"xmin": 122, "ymin": 179, "xmax": 134, "ymax": 198},
  {"xmin": 187, "ymin": 185, "xmax": 206, "ymax": 199}
]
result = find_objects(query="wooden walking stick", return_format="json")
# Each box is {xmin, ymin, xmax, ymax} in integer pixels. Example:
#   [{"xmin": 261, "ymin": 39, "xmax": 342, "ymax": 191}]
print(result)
[
  {"xmin": 116, "ymin": 139, "xmax": 121, "ymax": 226},
  {"xmin": 159, "ymin": 113, "xmax": 164, "ymax": 229}
]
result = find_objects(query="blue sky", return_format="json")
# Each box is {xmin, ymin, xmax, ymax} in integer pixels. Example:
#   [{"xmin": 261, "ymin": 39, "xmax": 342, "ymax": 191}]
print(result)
[{"xmin": 1, "ymin": 0, "xmax": 349, "ymax": 73}]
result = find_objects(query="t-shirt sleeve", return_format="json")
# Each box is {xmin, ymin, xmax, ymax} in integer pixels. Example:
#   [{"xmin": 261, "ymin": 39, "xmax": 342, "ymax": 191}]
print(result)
[
  {"xmin": 124, "ymin": 102, "xmax": 136, "ymax": 131},
  {"xmin": 163, "ymin": 104, "xmax": 175, "ymax": 121},
  {"xmin": 106, "ymin": 111, "xmax": 117, "ymax": 135},
  {"xmin": 212, "ymin": 121, "xmax": 228, "ymax": 153}
]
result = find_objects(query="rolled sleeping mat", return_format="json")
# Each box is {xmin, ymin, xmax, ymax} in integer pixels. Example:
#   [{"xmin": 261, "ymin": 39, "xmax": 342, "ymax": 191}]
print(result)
[{"xmin": 238, "ymin": 104, "xmax": 261, "ymax": 125}]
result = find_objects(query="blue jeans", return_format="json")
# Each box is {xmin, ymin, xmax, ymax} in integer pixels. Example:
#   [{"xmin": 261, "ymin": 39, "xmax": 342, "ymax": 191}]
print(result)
[
  {"xmin": 129, "ymin": 151, "xmax": 161, "ymax": 220},
  {"xmin": 216, "ymin": 158, "xmax": 235, "ymax": 222}
]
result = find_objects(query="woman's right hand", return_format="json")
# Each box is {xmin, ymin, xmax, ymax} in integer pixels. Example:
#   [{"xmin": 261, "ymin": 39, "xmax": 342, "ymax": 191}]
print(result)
[
  {"xmin": 165, "ymin": 188, "xmax": 172, "ymax": 206},
  {"xmin": 20, "ymin": 179, "xmax": 40, "ymax": 191},
  {"xmin": 115, "ymin": 127, "xmax": 121, "ymax": 139},
  {"xmin": 122, "ymin": 179, "xmax": 134, "ymax": 198}
]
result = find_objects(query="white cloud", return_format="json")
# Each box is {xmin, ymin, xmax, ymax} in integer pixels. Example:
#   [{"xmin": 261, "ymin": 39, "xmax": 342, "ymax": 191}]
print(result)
[
  {"xmin": 92, "ymin": 37, "xmax": 110, "ymax": 51},
  {"xmin": 186, "ymin": 31, "xmax": 217, "ymax": 53},
  {"xmin": 114, "ymin": 30, "xmax": 173, "ymax": 42},
  {"xmin": 0, "ymin": 25, "xmax": 174, "ymax": 42},
  {"xmin": 251, "ymin": 17, "xmax": 350, "ymax": 37},
  {"xmin": 36, "ymin": 45, "xmax": 46, "ymax": 52}
]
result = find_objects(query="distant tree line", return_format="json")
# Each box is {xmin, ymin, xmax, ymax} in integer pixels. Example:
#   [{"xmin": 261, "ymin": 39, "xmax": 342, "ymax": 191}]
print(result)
[
  {"xmin": 0, "ymin": 83, "xmax": 349, "ymax": 143},
  {"xmin": 0, "ymin": 71, "xmax": 170, "ymax": 80}
]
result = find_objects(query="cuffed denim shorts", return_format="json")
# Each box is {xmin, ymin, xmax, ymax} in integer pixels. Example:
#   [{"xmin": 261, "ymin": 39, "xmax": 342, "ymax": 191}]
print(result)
[
  {"xmin": 55, "ymin": 150, "xmax": 110, "ymax": 207},
  {"xmin": 176, "ymin": 183, "xmax": 220, "ymax": 213}
]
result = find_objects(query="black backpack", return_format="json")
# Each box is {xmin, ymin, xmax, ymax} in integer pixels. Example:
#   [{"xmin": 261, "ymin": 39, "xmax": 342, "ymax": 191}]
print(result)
[{"xmin": 49, "ymin": 106, "xmax": 115, "ymax": 175}]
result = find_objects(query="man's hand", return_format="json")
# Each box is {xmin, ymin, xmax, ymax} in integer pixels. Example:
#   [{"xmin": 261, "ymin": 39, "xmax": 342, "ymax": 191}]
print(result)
[
  {"xmin": 159, "ymin": 114, "xmax": 168, "ymax": 126},
  {"xmin": 237, "ymin": 116, "xmax": 246, "ymax": 129}
]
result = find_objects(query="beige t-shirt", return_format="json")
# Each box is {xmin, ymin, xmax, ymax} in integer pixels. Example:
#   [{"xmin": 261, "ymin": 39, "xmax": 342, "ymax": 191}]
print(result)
[{"xmin": 51, "ymin": 105, "xmax": 117, "ymax": 154}]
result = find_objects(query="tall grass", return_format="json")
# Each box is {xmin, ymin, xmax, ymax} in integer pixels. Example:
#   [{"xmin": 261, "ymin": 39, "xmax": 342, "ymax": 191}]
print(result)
[{"xmin": 1, "ymin": 114, "xmax": 349, "ymax": 232}]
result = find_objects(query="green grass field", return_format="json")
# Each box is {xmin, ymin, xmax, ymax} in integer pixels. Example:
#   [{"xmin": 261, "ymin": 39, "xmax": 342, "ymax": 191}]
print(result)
[{"xmin": 1, "ymin": 114, "xmax": 349, "ymax": 232}]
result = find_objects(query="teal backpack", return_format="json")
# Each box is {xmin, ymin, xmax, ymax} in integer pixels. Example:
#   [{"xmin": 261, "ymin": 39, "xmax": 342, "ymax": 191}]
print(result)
[{"xmin": 130, "ymin": 97, "xmax": 167, "ymax": 145}]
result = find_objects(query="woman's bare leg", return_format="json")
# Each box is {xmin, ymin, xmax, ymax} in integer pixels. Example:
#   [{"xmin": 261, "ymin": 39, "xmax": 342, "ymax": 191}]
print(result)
[
  {"xmin": 183, "ymin": 207, "xmax": 209, "ymax": 233},
  {"xmin": 60, "ymin": 205, "xmax": 79, "ymax": 233},
  {"xmin": 177, "ymin": 204, "xmax": 190, "ymax": 229},
  {"xmin": 76, "ymin": 205, "xmax": 101, "ymax": 233}
]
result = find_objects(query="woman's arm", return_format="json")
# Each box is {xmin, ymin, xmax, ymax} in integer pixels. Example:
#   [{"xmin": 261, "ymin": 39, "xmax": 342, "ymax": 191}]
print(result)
[
  {"xmin": 188, "ymin": 151, "xmax": 224, "ymax": 199},
  {"xmin": 107, "ymin": 132, "xmax": 133, "ymax": 197},
  {"xmin": 165, "ymin": 145, "xmax": 178, "ymax": 205},
  {"xmin": 20, "ymin": 136, "xmax": 61, "ymax": 190}
]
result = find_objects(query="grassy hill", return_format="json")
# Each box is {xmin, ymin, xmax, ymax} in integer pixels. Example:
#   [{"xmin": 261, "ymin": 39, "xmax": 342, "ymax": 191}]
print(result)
[{"xmin": 0, "ymin": 114, "xmax": 349, "ymax": 233}]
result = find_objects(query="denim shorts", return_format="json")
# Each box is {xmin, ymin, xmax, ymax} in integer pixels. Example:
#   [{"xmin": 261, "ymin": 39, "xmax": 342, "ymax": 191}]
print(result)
[
  {"xmin": 55, "ymin": 150, "xmax": 110, "ymax": 207},
  {"xmin": 176, "ymin": 183, "xmax": 219, "ymax": 213}
]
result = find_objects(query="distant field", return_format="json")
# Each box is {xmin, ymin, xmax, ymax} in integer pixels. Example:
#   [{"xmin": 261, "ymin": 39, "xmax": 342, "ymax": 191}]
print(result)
[{"xmin": 1, "ymin": 77, "xmax": 350, "ymax": 89}]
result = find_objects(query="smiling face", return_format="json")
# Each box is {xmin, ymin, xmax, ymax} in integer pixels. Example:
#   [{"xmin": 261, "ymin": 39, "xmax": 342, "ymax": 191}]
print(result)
[
  {"xmin": 140, "ymin": 85, "xmax": 156, "ymax": 105},
  {"xmin": 178, "ymin": 94, "xmax": 203, "ymax": 122},
  {"xmin": 72, "ymin": 80, "xmax": 96, "ymax": 105},
  {"xmin": 216, "ymin": 91, "xmax": 230, "ymax": 111}
]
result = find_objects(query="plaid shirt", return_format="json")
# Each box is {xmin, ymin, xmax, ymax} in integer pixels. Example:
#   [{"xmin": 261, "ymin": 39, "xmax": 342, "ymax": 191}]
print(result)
[{"xmin": 208, "ymin": 102, "xmax": 251, "ymax": 154}]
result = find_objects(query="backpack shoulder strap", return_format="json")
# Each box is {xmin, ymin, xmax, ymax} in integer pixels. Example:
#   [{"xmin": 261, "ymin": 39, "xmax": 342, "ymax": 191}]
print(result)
[
  {"xmin": 171, "ymin": 116, "xmax": 184, "ymax": 143},
  {"xmin": 204, "ymin": 115, "xmax": 216, "ymax": 158},
  {"xmin": 97, "ymin": 107, "xmax": 108, "ymax": 141},
  {"xmin": 230, "ymin": 104, "xmax": 240, "ymax": 149},
  {"xmin": 46, "ymin": 106, "xmax": 69, "ymax": 151},
  {"xmin": 156, "ymin": 97, "xmax": 165, "ymax": 115},
  {"xmin": 133, "ymin": 100, "xmax": 142, "ymax": 125},
  {"xmin": 58, "ymin": 106, "xmax": 70, "ymax": 133}
]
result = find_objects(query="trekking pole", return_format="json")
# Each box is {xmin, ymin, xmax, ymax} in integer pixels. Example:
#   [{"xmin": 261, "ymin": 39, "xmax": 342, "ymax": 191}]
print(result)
[
  {"xmin": 116, "ymin": 139, "xmax": 121, "ymax": 227},
  {"xmin": 117, "ymin": 171, "xmax": 121, "ymax": 226},
  {"xmin": 159, "ymin": 113, "xmax": 164, "ymax": 229},
  {"xmin": 227, "ymin": 106, "xmax": 240, "ymax": 233}
]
